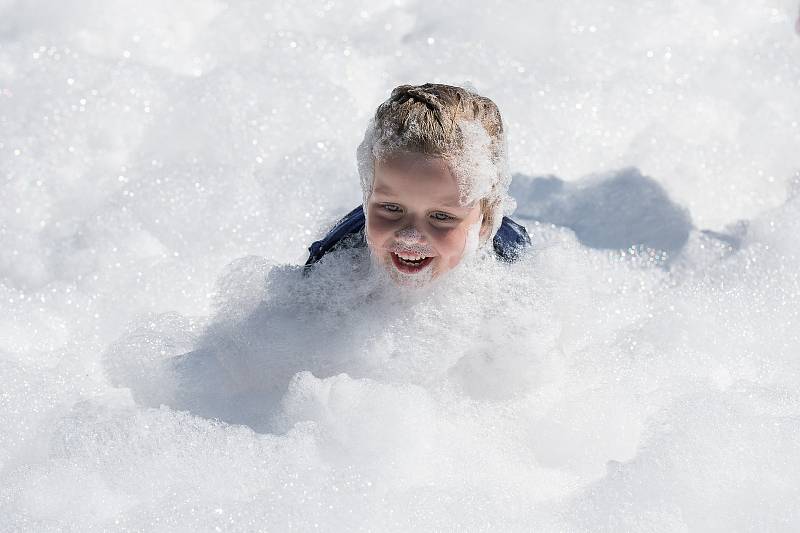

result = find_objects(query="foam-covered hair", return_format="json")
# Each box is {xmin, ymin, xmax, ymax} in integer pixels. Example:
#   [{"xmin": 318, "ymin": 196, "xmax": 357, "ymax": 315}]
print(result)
[{"xmin": 356, "ymin": 83, "xmax": 515, "ymax": 240}]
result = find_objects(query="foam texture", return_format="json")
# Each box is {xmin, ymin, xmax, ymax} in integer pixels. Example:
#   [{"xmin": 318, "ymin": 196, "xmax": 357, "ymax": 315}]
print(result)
[{"xmin": 2, "ymin": 0, "xmax": 800, "ymax": 530}]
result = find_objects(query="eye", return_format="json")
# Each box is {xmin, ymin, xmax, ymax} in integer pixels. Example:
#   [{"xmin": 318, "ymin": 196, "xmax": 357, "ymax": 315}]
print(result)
[
  {"xmin": 430, "ymin": 211, "xmax": 455, "ymax": 222},
  {"xmin": 380, "ymin": 203, "xmax": 402, "ymax": 213}
]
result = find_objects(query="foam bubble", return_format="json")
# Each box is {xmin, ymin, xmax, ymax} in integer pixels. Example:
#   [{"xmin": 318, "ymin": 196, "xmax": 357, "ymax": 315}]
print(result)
[{"xmin": 2, "ymin": 0, "xmax": 800, "ymax": 529}]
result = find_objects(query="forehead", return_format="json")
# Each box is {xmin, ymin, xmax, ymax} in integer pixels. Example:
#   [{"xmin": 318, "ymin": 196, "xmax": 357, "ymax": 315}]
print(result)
[{"xmin": 373, "ymin": 156, "xmax": 465, "ymax": 206}]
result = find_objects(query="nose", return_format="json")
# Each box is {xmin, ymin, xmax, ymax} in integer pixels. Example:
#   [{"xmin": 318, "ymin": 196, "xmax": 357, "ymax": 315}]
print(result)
[{"xmin": 395, "ymin": 225, "xmax": 426, "ymax": 243}]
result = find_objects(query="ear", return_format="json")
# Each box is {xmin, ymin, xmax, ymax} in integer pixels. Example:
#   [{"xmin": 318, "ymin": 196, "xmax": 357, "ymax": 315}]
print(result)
[{"xmin": 478, "ymin": 198, "xmax": 495, "ymax": 245}]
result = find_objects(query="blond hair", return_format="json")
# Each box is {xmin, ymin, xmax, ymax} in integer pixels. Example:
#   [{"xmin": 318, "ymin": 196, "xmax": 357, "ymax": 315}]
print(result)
[{"xmin": 357, "ymin": 83, "xmax": 513, "ymax": 238}]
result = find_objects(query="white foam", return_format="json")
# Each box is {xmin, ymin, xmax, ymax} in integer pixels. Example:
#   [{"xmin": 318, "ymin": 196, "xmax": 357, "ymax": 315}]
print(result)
[{"xmin": 2, "ymin": 0, "xmax": 800, "ymax": 530}]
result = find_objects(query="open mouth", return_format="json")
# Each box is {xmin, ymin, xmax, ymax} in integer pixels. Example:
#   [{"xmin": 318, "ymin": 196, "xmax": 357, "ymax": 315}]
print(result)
[{"xmin": 390, "ymin": 252, "xmax": 435, "ymax": 274}]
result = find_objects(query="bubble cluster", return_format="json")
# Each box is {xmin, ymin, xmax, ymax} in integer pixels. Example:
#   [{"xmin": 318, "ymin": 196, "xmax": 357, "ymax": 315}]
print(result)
[{"xmin": 1, "ymin": 0, "xmax": 799, "ymax": 530}]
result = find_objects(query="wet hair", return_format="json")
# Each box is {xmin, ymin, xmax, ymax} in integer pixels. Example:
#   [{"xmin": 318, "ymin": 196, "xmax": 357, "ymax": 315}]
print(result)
[{"xmin": 357, "ymin": 83, "xmax": 513, "ymax": 239}]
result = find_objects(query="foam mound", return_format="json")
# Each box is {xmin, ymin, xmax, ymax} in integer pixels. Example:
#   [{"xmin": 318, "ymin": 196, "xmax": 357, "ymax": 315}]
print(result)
[{"xmin": 2, "ymin": 0, "xmax": 800, "ymax": 530}]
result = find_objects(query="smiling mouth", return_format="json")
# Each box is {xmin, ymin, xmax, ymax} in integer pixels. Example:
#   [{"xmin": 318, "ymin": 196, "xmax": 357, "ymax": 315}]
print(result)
[{"xmin": 390, "ymin": 252, "xmax": 435, "ymax": 274}]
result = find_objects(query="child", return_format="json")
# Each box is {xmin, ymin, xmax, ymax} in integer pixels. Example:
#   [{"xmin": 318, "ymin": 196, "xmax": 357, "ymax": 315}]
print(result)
[{"xmin": 306, "ymin": 83, "xmax": 530, "ymax": 284}]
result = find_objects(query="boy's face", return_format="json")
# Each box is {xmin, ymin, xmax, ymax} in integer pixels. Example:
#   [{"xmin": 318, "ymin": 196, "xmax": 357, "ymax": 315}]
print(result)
[{"xmin": 365, "ymin": 155, "xmax": 488, "ymax": 284}]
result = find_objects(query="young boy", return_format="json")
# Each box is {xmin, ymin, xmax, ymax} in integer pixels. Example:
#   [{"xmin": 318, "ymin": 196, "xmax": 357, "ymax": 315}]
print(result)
[{"xmin": 306, "ymin": 83, "xmax": 530, "ymax": 284}]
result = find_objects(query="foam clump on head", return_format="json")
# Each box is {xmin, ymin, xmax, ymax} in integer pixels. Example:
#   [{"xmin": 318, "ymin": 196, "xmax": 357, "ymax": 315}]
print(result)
[{"xmin": 357, "ymin": 83, "xmax": 515, "ymax": 238}]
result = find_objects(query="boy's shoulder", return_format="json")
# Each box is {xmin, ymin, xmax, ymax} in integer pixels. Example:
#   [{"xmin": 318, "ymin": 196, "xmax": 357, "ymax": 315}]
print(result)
[
  {"xmin": 305, "ymin": 206, "xmax": 367, "ymax": 266},
  {"xmin": 304, "ymin": 205, "xmax": 531, "ymax": 267},
  {"xmin": 493, "ymin": 216, "xmax": 531, "ymax": 262}
]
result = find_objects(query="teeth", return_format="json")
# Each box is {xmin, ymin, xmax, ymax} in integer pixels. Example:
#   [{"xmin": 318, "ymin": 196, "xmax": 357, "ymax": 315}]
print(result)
[{"xmin": 397, "ymin": 253, "xmax": 427, "ymax": 262}]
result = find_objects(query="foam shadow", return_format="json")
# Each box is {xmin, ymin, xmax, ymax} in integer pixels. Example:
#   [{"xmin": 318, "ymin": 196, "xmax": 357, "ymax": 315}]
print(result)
[{"xmin": 510, "ymin": 167, "xmax": 693, "ymax": 256}]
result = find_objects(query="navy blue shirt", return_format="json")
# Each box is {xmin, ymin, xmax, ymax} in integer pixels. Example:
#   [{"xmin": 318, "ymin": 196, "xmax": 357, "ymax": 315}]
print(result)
[{"xmin": 305, "ymin": 205, "xmax": 531, "ymax": 267}]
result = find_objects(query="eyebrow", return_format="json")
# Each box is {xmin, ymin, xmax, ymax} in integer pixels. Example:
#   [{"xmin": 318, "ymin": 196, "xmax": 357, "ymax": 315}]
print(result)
[
  {"xmin": 372, "ymin": 183, "xmax": 394, "ymax": 195},
  {"xmin": 432, "ymin": 199, "xmax": 468, "ymax": 209}
]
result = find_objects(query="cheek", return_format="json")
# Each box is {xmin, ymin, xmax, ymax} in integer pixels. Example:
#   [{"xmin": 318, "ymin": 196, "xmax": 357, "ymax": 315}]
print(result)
[
  {"xmin": 428, "ymin": 226, "xmax": 470, "ymax": 267},
  {"xmin": 365, "ymin": 211, "xmax": 396, "ymax": 250}
]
